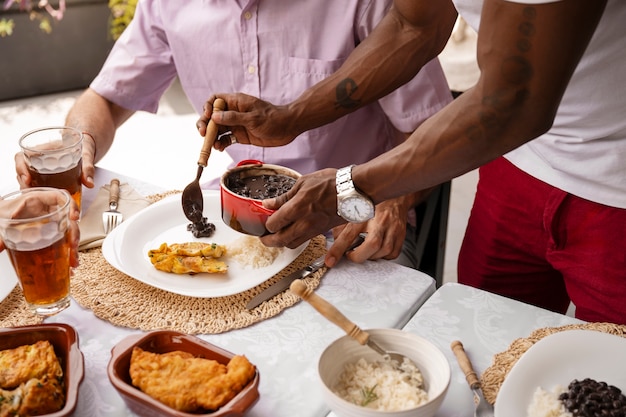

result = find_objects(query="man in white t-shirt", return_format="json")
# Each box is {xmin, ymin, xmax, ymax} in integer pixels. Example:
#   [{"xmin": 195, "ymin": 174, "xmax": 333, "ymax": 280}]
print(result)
[{"xmin": 204, "ymin": 0, "xmax": 626, "ymax": 324}]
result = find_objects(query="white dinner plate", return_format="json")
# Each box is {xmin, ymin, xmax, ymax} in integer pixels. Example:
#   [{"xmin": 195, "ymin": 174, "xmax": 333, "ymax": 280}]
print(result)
[
  {"xmin": 0, "ymin": 252, "xmax": 18, "ymax": 302},
  {"xmin": 102, "ymin": 190, "xmax": 307, "ymax": 298},
  {"xmin": 495, "ymin": 329, "xmax": 626, "ymax": 417}
]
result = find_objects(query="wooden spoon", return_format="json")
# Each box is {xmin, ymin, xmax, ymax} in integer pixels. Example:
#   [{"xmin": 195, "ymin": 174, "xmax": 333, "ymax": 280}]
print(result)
[{"xmin": 290, "ymin": 279, "xmax": 407, "ymax": 365}]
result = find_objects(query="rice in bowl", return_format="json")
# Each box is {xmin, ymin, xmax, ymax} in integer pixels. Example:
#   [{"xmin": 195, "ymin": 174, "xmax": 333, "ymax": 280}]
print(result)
[
  {"xmin": 334, "ymin": 357, "xmax": 429, "ymax": 411},
  {"xmin": 319, "ymin": 328, "xmax": 451, "ymax": 417}
]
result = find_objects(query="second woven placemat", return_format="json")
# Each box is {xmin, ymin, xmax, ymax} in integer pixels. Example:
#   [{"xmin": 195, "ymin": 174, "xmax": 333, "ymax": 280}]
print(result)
[
  {"xmin": 481, "ymin": 322, "xmax": 626, "ymax": 405},
  {"xmin": 71, "ymin": 234, "xmax": 326, "ymax": 334}
]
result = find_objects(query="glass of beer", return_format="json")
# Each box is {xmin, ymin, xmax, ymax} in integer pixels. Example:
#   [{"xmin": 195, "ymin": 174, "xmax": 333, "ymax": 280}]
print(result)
[
  {"xmin": 19, "ymin": 126, "xmax": 83, "ymax": 212},
  {"xmin": 0, "ymin": 188, "xmax": 72, "ymax": 316}
]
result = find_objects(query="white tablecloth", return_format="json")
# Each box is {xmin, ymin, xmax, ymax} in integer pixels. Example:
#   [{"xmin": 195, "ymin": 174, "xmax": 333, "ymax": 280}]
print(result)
[
  {"xmin": 326, "ymin": 283, "xmax": 583, "ymax": 417},
  {"xmin": 44, "ymin": 259, "xmax": 435, "ymax": 417}
]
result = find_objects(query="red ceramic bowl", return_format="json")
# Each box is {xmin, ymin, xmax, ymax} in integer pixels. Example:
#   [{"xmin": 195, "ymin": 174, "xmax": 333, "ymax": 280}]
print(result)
[
  {"xmin": 220, "ymin": 160, "xmax": 300, "ymax": 236},
  {"xmin": 108, "ymin": 330, "xmax": 260, "ymax": 417},
  {"xmin": 0, "ymin": 323, "xmax": 84, "ymax": 417}
]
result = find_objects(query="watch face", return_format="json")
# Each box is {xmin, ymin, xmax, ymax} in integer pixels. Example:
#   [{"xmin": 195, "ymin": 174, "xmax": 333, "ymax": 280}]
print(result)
[{"xmin": 338, "ymin": 195, "xmax": 374, "ymax": 223}]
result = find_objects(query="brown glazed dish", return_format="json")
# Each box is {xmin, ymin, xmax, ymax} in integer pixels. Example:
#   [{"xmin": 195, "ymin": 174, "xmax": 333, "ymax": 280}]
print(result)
[
  {"xmin": 0, "ymin": 323, "xmax": 84, "ymax": 417},
  {"xmin": 107, "ymin": 330, "xmax": 260, "ymax": 417},
  {"xmin": 220, "ymin": 160, "xmax": 300, "ymax": 236}
]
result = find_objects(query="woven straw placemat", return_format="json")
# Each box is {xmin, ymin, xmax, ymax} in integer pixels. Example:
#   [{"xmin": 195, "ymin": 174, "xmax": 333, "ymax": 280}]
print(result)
[
  {"xmin": 71, "ymin": 233, "xmax": 326, "ymax": 335},
  {"xmin": 481, "ymin": 322, "xmax": 626, "ymax": 405},
  {"xmin": 0, "ymin": 191, "xmax": 326, "ymax": 333},
  {"xmin": 0, "ymin": 286, "xmax": 44, "ymax": 328}
]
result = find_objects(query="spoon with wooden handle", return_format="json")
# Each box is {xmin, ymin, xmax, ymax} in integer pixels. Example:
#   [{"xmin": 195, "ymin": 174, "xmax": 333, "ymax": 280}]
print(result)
[
  {"xmin": 290, "ymin": 279, "xmax": 407, "ymax": 365},
  {"xmin": 181, "ymin": 98, "xmax": 226, "ymax": 222}
]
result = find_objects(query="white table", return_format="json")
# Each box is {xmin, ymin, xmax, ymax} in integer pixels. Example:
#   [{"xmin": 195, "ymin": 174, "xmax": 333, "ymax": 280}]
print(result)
[
  {"xmin": 402, "ymin": 283, "xmax": 583, "ymax": 417},
  {"xmin": 39, "ymin": 168, "xmax": 438, "ymax": 417},
  {"xmin": 325, "ymin": 283, "xmax": 583, "ymax": 417},
  {"xmin": 2, "ymin": 165, "xmax": 586, "ymax": 417}
]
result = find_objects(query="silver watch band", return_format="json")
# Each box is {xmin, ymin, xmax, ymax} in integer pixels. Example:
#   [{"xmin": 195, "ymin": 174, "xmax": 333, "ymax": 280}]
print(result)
[{"xmin": 336, "ymin": 164, "xmax": 356, "ymax": 194}]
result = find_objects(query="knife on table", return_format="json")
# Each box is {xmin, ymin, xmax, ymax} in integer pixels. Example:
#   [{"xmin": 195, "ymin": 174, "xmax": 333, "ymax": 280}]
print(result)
[{"xmin": 245, "ymin": 233, "xmax": 366, "ymax": 310}]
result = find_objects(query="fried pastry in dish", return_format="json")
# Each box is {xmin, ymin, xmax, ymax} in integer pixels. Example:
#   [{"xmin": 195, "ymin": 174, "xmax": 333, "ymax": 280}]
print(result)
[
  {"xmin": 0, "ymin": 377, "xmax": 65, "ymax": 417},
  {"xmin": 129, "ymin": 347, "xmax": 256, "ymax": 412},
  {"xmin": 0, "ymin": 340, "xmax": 63, "ymax": 388},
  {"xmin": 0, "ymin": 340, "xmax": 65, "ymax": 416}
]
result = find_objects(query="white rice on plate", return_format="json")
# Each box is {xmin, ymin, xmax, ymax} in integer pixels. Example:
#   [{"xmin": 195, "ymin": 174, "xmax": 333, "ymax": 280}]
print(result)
[
  {"xmin": 227, "ymin": 235, "xmax": 283, "ymax": 268},
  {"xmin": 527, "ymin": 386, "xmax": 573, "ymax": 417},
  {"xmin": 334, "ymin": 357, "xmax": 429, "ymax": 411}
]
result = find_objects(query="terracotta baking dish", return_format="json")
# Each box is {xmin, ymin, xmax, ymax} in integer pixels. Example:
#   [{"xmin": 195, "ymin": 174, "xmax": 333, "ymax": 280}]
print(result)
[
  {"xmin": 108, "ymin": 330, "xmax": 260, "ymax": 417},
  {"xmin": 220, "ymin": 160, "xmax": 300, "ymax": 236},
  {"xmin": 0, "ymin": 323, "xmax": 84, "ymax": 417}
]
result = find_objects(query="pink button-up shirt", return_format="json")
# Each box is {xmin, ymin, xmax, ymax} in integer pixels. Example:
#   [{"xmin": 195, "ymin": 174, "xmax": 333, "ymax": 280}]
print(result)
[{"xmin": 91, "ymin": 0, "xmax": 452, "ymax": 183}]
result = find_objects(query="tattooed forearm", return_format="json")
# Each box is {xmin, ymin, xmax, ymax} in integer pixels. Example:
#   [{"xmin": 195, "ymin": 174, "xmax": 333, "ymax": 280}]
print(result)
[
  {"xmin": 504, "ymin": 7, "xmax": 535, "ymax": 85},
  {"xmin": 335, "ymin": 78, "xmax": 361, "ymax": 109},
  {"xmin": 465, "ymin": 7, "xmax": 537, "ymax": 142},
  {"xmin": 502, "ymin": 56, "xmax": 533, "ymax": 85}
]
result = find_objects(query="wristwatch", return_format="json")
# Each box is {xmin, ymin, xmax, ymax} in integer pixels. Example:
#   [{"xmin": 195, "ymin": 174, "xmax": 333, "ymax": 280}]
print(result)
[{"xmin": 336, "ymin": 165, "xmax": 375, "ymax": 223}]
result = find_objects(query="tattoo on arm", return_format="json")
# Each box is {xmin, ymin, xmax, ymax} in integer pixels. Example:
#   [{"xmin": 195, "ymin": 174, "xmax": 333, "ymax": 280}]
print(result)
[
  {"xmin": 466, "ymin": 6, "xmax": 536, "ymax": 142},
  {"xmin": 335, "ymin": 78, "xmax": 361, "ymax": 109}
]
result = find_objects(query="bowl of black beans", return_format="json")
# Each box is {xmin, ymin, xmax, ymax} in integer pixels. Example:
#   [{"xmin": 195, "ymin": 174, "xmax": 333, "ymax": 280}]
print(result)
[{"xmin": 220, "ymin": 160, "xmax": 300, "ymax": 236}]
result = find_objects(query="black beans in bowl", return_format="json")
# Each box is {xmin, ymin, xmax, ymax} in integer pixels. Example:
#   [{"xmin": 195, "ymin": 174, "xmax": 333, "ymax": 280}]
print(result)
[
  {"xmin": 225, "ymin": 173, "xmax": 296, "ymax": 200},
  {"xmin": 220, "ymin": 162, "xmax": 301, "ymax": 236}
]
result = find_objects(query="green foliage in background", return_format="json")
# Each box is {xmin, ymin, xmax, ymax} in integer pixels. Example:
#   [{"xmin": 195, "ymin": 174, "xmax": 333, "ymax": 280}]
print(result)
[
  {"xmin": 108, "ymin": 0, "xmax": 136, "ymax": 40},
  {"xmin": 0, "ymin": 0, "xmax": 137, "ymax": 40},
  {"xmin": 0, "ymin": 0, "xmax": 65, "ymax": 37}
]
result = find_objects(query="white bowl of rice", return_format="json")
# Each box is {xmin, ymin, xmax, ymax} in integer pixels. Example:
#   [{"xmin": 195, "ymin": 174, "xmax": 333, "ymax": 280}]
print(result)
[{"xmin": 318, "ymin": 328, "xmax": 450, "ymax": 417}]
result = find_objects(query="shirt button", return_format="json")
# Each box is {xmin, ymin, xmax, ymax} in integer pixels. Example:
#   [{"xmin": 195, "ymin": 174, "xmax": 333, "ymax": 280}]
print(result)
[
  {"xmin": 244, "ymin": 11, "xmax": 253, "ymax": 20},
  {"xmin": 248, "ymin": 65, "xmax": 256, "ymax": 74}
]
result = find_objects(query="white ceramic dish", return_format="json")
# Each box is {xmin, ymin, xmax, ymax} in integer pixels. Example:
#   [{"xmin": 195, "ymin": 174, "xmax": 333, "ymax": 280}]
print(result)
[
  {"xmin": 102, "ymin": 190, "xmax": 307, "ymax": 298},
  {"xmin": 495, "ymin": 329, "xmax": 626, "ymax": 417},
  {"xmin": 319, "ymin": 328, "xmax": 450, "ymax": 417},
  {"xmin": 0, "ymin": 252, "xmax": 18, "ymax": 302}
]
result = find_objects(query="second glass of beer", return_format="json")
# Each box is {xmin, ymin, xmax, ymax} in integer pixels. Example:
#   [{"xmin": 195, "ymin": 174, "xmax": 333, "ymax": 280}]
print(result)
[
  {"xmin": 0, "ymin": 188, "xmax": 73, "ymax": 316},
  {"xmin": 19, "ymin": 126, "xmax": 83, "ymax": 212}
]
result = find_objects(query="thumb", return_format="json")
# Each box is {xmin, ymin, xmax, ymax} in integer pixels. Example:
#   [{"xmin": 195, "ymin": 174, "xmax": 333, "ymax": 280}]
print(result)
[
  {"xmin": 262, "ymin": 187, "xmax": 294, "ymax": 210},
  {"xmin": 262, "ymin": 197, "xmax": 281, "ymax": 211}
]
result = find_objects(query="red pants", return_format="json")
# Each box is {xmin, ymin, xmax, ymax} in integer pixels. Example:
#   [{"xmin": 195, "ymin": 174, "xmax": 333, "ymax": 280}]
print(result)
[{"xmin": 458, "ymin": 157, "xmax": 626, "ymax": 324}]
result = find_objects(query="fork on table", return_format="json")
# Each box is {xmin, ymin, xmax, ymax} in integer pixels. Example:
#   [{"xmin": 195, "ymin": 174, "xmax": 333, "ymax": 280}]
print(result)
[{"xmin": 102, "ymin": 178, "xmax": 123, "ymax": 234}]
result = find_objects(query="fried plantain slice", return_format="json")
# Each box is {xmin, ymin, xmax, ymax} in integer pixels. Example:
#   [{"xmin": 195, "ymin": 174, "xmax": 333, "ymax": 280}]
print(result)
[
  {"xmin": 149, "ymin": 242, "xmax": 226, "ymax": 258},
  {"xmin": 149, "ymin": 253, "xmax": 228, "ymax": 274}
]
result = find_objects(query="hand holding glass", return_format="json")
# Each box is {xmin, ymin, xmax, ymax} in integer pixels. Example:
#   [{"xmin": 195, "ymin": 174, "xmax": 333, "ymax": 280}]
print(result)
[
  {"xmin": 19, "ymin": 126, "xmax": 83, "ymax": 212},
  {"xmin": 0, "ymin": 188, "xmax": 73, "ymax": 316}
]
